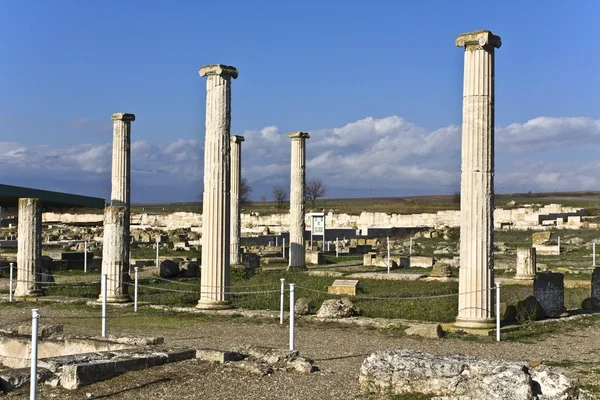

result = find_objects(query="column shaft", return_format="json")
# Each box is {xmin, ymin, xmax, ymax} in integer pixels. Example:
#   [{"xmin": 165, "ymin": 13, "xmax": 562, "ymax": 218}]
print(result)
[
  {"xmin": 15, "ymin": 198, "xmax": 43, "ymax": 297},
  {"xmin": 288, "ymin": 132, "xmax": 310, "ymax": 269},
  {"xmin": 230, "ymin": 135, "xmax": 245, "ymax": 265},
  {"xmin": 455, "ymin": 31, "xmax": 501, "ymax": 329},
  {"xmin": 99, "ymin": 206, "xmax": 130, "ymax": 302},
  {"xmin": 198, "ymin": 64, "xmax": 237, "ymax": 309},
  {"xmin": 111, "ymin": 113, "xmax": 135, "ymax": 280}
]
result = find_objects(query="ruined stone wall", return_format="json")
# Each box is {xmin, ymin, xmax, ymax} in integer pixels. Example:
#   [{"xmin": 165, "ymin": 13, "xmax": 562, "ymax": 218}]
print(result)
[{"xmin": 42, "ymin": 204, "xmax": 591, "ymax": 232}]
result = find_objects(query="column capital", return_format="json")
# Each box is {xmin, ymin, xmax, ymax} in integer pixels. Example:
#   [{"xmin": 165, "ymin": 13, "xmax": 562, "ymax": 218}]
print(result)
[
  {"xmin": 230, "ymin": 135, "xmax": 245, "ymax": 144},
  {"xmin": 288, "ymin": 132, "xmax": 310, "ymax": 140},
  {"xmin": 456, "ymin": 30, "xmax": 501, "ymax": 50},
  {"xmin": 199, "ymin": 64, "xmax": 238, "ymax": 79},
  {"xmin": 112, "ymin": 113, "xmax": 136, "ymax": 122}
]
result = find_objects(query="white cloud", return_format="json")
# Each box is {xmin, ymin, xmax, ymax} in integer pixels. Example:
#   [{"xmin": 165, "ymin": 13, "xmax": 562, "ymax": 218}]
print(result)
[
  {"xmin": 497, "ymin": 116, "xmax": 600, "ymax": 153},
  {"xmin": 0, "ymin": 115, "xmax": 598, "ymax": 202}
]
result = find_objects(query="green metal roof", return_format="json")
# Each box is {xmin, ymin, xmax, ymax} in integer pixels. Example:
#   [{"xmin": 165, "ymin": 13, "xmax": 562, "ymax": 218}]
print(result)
[{"xmin": 0, "ymin": 184, "xmax": 105, "ymax": 209}]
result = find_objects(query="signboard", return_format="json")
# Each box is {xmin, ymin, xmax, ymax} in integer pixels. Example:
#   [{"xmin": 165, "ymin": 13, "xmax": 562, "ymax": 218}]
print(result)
[{"xmin": 313, "ymin": 216, "xmax": 325, "ymax": 235}]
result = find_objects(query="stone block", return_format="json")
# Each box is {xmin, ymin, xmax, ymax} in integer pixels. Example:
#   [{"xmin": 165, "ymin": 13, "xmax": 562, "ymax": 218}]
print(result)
[
  {"xmin": 305, "ymin": 251, "xmax": 325, "ymax": 265},
  {"xmin": 532, "ymin": 231, "xmax": 552, "ymax": 245},
  {"xmin": 404, "ymin": 324, "xmax": 443, "ymax": 339},
  {"xmin": 533, "ymin": 244, "xmax": 560, "ymax": 256},
  {"xmin": 592, "ymin": 267, "xmax": 600, "ymax": 300},
  {"xmin": 242, "ymin": 253, "xmax": 260, "ymax": 270},
  {"xmin": 534, "ymin": 272, "xmax": 565, "ymax": 318},
  {"xmin": 363, "ymin": 252, "xmax": 376, "ymax": 266},
  {"xmin": 409, "ymin": 256, "xmax": 434, "ymax": 268},
  {"xmin": 328, "ymin": 279, "xmax": 359, "ymax": 296},
  {"xmin": 196, "ymin": 349, "xmax": 244, "ymax": 363},
  {"xmin": 61, "ymin": 361, "xmax": 116, "ymax": 390}
]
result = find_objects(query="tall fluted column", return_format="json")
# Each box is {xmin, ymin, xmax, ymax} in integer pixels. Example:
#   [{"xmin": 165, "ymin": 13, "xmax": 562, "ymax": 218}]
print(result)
[
  {"xmin": 99, "ymin": 206, "xmax": 130, "ymax": 302},
  {"xmin": 110, "ymin": 113, "xmax": 135, "ymax": 276},
  {"xmin": 15, "ymin": 198, "xmax": 43, "ymax": 297},
  {"xmin": 197, "ymin": 64, "xmax": 238, "ymax": 310},
  {"xmin": 455, "ymin": 30, "xmax": 501, "ymax": 329},
  {"xmin": 230, "ymin": 135, "xmax": 245, "ymax": 266},
  {"xmin": 288, "ymin": 132, "xmax": 310, "ymax": 270}
]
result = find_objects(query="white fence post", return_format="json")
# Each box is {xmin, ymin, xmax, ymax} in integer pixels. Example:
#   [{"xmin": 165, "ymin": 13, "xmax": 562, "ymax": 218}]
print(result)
[
  {"xmin": 387, "ymin": 237, "xmax": 391, "ymax": 274},
  {"xmin": 557, "ymin": 236, "xmax": 560, "ymax": 254},
  {"xmin": 275, "ymin": 237, "xmax": 278, "ymax": 247},
  {"xmin": 280, "ymin": 278, "xmax": 285, "ymax": 325},
  {"xmin": 496, "ymin": 282, "xmax": 501, "ymax": 342},
  {"xmin": 9, "ymin": 262, "xmax": 14, "ymax": 303},
  {"xmin": 84, "ymin": 241, "xmax": 88, "ymax": 273},
  {"xmin": 409, "ymin": 237, "xmax": 413, "ymax": 255},
  {"xmin": 102, "ymin": 274, "xmax": 107, "ymax": 338},
  {"xmin": 289, "ymin": 283, "xmax": 295, "ymax": 350},
  {"xmin": 335, "ymin": 237, "xmax": 339, "ymax": 258},
  {"xmin": 30, "ymin": 308, "xmax": 40, "ymax": 400},
  {"xmin": 134, "ymin": 267, "xmax": 139, "ymax": 312}
]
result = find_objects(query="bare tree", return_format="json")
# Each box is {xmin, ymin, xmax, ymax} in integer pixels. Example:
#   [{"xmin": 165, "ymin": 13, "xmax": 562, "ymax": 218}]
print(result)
[
  {"xmin": 272, "ymin": 186, "xmax": 287, "ymax": 207},
  {"xmin": 305, "ymin": 178, "xmax": 328, "ymax": 209},
  {"xmin": 240, "ymin": 177, "xmax": 252, "ymax": 204}
]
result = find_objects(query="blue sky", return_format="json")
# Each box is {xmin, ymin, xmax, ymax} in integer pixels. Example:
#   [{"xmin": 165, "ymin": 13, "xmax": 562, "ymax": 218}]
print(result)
[{"xmin": 0, "ymin": 1, "xmax": 599, "ymax": 202}]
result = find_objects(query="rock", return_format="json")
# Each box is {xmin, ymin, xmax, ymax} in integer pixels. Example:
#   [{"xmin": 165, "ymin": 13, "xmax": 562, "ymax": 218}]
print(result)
[
  {"xmin": 286, "ymin": 358, "xmax": 314, "ymax": 374},
  {"xmin": 430, "ymin": 263, "xmax": 454, "ymax": 278},
  {"xmin": 295, "ymin": 297, "xmax": 313, "ymax": 315},
  {"xmin": 404, "ymin": 324, "xmax": 443, "ymax": 339},
  {"xmin": 581, "ymin": 297, "xmax": 600, "ymax": 311},
  {"xmin": 566, "ymin": 237, "xmax": 585, "ymax": 245},
  {"xmin": 159, "ymin": 260, "xmax": 179, "ymax": 279},
  {"xmin": 529, "ymin": 365, "xmax": 581, "ymax": 399},
  {"xmin": 181, "ymin": 261, "xmax": 200, "ymax": 278},
  {"xmin": 316, "ymin": 298, "xmax": 361, "ymax": 318},
  {"xmin": 532, "ymin": 232, "xmax": 553, "ymax": 245},
  {"xmin": 507, "ymin": 200, "xmax": 516, "ymax": 206},
  {"xmin": 359, "ymin": 349, "xmax": 587, "ymax": 399}
]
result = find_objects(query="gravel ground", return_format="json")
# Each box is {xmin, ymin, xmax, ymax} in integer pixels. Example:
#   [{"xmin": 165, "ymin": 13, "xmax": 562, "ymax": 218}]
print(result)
[{"xmin": 1, "ymin": 300, "xmax": 600, "ymax": 400}]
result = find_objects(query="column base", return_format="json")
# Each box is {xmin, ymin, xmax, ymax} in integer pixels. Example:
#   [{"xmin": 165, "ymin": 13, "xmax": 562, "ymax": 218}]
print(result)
[
  {"xmin": 97, "ymin": 294, "xmax": 132, "ymax": 304},
  {"xmin": 454, "ymin": 316, "xmax": 496, "ymax": 330},
  {"xmin": 196, "ymin": 300, "xmax": 234, "ymax": 310},
  {"xmin": 15, "ymin": 289, "xmax": 44, "ymax": 298}
]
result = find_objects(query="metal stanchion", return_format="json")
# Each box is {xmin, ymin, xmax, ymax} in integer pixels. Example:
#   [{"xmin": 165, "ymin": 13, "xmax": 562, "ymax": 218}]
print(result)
[
  {"xmin": 387, "ymin": 237, "xmax": 391, "ymax": 274},
  {"xmin": 496, "ymin": 282, "xmax": 501, "ymax": 342},
  {"xmin": 102, "ymin": 274, "xmax": 107, "ymax": 337},
  {"xmin": 289, "ymin": 283, "xmax": 295, "ymax": 350},
  {"xmin": 280, "ymin": 278, "xmax": 285, "ymax": 324},
  {"xmin": 9, "ymin": 262, "xmax": 14, "ymax": 303},
  {"xmin": 84, "ymin": 241, "xmax": 88, "ymax": 273},
  {"xmin": 134, "ymin": 267, "xmax": 139, "ymax": 312},
  {"xmin": 30, "ymin": 308, "xmax": 40, "ymax": 400}
]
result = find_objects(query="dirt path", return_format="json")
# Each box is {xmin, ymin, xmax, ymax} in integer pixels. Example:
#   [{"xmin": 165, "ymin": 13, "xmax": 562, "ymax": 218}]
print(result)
[{"xmin": 1, "ymin": 301, "xmax": 600, "ymax": 399}]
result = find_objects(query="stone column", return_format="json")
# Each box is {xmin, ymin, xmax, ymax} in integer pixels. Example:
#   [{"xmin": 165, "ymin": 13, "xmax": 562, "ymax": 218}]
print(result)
[
  {"xmin": 110, "ymin": 113, "xmax": 135, "ymax": 274},
  {"xmin": 288, "ymin": 132, "xmax": 310, "ymax": 270},
  {"xmin": 230, "ymin": 135, "xmax": 245, "ymax": 266},
  {"xmin": 197, "ymin": 64, "xmax": 238, "ymax": 310},
  {"xmin": 455, "ymin": 30, "xmax": 501, "ymax": 329},
  {"xmin": 99, "ymin": 206, "xmax": 130, "ymax": 302},
  {"xmin": 15, "ymin": 198, "xmax": 43, "ymax": 297},
  {"xmin": 515, "ymin": 247, "xmax": 536, "ymax": 280}
]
